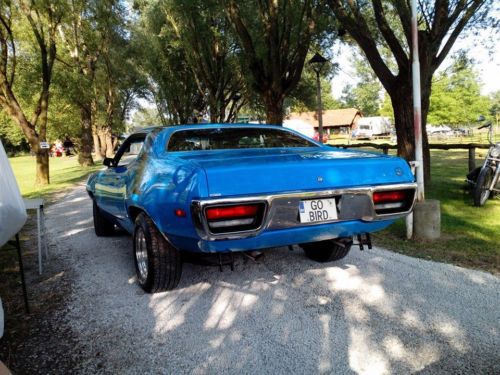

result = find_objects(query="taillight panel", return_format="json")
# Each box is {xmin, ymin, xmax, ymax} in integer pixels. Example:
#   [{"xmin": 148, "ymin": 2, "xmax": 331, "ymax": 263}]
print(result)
[
  {"xmin": 204, "ymin": 203, "xmax": 266, "ymax": 234},
  {"xmin": 372, "ymin": 189, "xmax": 415, "ymax": 215}
]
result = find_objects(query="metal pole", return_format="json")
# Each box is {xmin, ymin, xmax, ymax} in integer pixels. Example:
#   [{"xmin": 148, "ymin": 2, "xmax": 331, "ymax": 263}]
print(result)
[
  {"xmin": 316, "ymin": 71, "xmax": 324, "ymax": 144},
  {"xmin": 411, "ymin": 0, "xmax": 424, "ymax": 201},
  {"xmin": 15, "ymin": 234, "xmax": 30, "ymax": 313}
]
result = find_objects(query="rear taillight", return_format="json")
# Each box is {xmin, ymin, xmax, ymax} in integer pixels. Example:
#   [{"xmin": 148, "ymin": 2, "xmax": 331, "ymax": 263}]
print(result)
[
  {"xmin": 372, "ymin": 189, "xmax": 414, "ymax": 214},
  {"xmin": 206, "ymin": 205, "xmax": 259, "ymax": 220},
  {"xmin": 205, "ymin": 203, "xmax": 265, "ymax": 233},
  {"xmin": 373, "ymin": 190, "xmax": 407, "ymax": 204}
]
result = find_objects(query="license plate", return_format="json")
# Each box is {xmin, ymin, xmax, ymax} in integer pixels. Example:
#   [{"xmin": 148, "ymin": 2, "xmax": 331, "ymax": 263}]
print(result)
[{"xmin": 299, "ymin": 198, "xmax": 338, "ymax": 223}]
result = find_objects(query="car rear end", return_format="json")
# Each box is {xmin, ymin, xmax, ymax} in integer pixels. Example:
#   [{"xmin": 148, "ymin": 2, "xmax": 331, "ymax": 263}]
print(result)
[
  {"xmin": 190, "ymin": 183, "xmax": 415, "ymax": 252},
  {"xmin": 184, "ymin": 149, "xmax": 416, "ymax": 253}
]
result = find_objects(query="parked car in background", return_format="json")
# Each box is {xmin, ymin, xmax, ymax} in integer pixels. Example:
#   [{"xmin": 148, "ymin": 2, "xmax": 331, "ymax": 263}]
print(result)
[
  {"xmin": 427, "ymin": 125, "xmax": 454, "ymax": 136},
  {"xmin": 87, "ymin": 124, "xmax": 416, "ymax": 293}
]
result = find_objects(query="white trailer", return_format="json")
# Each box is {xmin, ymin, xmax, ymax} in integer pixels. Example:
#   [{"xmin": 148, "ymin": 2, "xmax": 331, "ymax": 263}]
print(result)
[{"xmin": 354, "ymin": 117, "xmax": 392, "ymax": 139}]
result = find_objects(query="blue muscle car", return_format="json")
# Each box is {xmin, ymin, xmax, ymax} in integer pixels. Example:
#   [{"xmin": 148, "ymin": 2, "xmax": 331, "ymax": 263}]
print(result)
[{"xmin": 87, "ymin": 124, "xmax": 416, "ymax": 292}]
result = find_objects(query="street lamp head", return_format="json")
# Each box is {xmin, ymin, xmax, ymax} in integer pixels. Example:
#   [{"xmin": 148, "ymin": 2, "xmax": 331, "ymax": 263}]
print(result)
[{"xmin": 308, "ymin": 52, "xmax": 329, "ymax": 73}]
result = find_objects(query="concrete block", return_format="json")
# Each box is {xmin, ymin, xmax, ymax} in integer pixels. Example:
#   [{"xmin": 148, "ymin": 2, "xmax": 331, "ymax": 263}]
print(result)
[{"xmin": 413, "ymin": 199, "xmax": 441, "ymax": 240}]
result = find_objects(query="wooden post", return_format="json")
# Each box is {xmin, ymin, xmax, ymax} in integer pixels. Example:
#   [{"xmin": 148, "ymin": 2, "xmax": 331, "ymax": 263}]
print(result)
[
  {"xmin": 382, "ymin": 146, "xmax": 389, "ymax": 155},
  {"xmin": 468, "ymin": 147, "xmax": 476, "ymax": 172}
]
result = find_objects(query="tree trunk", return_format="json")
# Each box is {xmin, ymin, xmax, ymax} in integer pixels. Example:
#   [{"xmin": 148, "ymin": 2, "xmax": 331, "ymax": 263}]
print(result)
[
  {"xmin": 104, "ymin": 130, "xmax": 114, "ymax": 158},
  {"xmin": 98, "ymin": 127, "xmax": 114, "ymax": 158},
  {"xmin": 92, "ymin": 131, "xmax": 102, "ymax": 161},
  {"xmin": 3, "ymin": 103, "xmax": 50, "ymax": 184},
  {"xmin": 98, "ymin": 131, "xmax": 107, "ymax": 158},
  {"xmin": 264, "ymin": 93, "xmax": 284, "ymax": 125},
  {"xmin": 390, "ymin": 84, "xmax": 431, "ymax": 184},
  {"xmin": 78, "ymin": 105, "xmax": 94, "ymax": 167},
  {"xmin": 34, "ymin": 147, "xmax": 50, "ymax": 185}
]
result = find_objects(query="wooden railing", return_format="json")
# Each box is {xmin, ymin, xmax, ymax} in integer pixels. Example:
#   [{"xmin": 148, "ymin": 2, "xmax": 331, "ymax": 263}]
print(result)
[{"xmin": 331, "ymin": 143, "xmax": 490, "ymax": 171}]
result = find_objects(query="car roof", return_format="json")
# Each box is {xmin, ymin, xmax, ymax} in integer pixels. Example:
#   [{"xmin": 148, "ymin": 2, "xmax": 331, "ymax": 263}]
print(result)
[{"xmin": 130, "ymin": 123, "xmax": 287, "ymax": 136}]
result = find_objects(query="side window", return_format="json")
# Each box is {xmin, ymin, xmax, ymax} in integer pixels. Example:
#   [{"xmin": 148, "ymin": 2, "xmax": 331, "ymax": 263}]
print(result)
[{"xmin": 114, "ymin": 136, "xmax": 146, "ymax": 166}]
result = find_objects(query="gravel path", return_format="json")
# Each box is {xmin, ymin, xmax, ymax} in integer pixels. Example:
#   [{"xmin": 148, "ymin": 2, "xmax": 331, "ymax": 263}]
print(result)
[{"xmin": 46, "ymin": 184, "xmax": 499, "ymax": 374}]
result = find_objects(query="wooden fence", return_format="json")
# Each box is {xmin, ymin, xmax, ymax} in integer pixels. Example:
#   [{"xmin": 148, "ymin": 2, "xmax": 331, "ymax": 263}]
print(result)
[{"xmin": 332, "ymin": 143, "xmax": 490, "ymax": 171}]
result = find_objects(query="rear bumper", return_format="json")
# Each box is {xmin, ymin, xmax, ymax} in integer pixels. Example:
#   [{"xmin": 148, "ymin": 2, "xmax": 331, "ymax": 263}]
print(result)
[
  {"xmin": 191, "ymin": 182, "xmax": 416, "ymax": 241},
  {"xmin": 169, "ymin": 218, "xmax": 394, "ymax": 253}
]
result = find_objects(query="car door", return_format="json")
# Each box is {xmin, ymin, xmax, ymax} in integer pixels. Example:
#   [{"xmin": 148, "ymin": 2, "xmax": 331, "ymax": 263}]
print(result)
[{"xmin": 95, "ymin": 134, "xmax": 146, "ymax": 221}]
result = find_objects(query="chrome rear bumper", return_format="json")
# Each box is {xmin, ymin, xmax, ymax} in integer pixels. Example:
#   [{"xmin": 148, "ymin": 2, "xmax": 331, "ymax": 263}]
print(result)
[{"xmin": 192, "ymin": 182, "xmax": 417, "ymax": 241}]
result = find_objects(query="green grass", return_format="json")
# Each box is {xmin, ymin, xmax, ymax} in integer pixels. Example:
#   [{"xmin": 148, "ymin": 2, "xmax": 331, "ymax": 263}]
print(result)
[
  {"xmin": 373, "ymin": 150, "xmax": 499, "ymax": 274},
  {"xmin": 8, "ymin": 155, "xmax": 101, "ymax": 199}
]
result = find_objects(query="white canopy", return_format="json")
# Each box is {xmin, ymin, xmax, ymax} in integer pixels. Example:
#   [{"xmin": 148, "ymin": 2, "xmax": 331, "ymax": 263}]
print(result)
[{"xmin": 0, "ymin": 140, "xmax": 27, "ymax": 247}]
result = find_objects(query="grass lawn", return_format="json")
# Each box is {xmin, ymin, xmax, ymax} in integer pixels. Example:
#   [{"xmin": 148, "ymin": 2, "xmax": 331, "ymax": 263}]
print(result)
[
  {"xmin": 8, "ymin": 155, "xmax": 101, "ymax": 199},
  {"xmin": 373, "ymin": 149, "xmax": 499, "ymax": 274}
]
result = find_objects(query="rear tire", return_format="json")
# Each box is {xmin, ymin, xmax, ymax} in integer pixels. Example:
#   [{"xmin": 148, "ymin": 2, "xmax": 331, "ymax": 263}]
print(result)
[
  {"xmin": 301, "ymin": 237, "xmax": 353, "ymax": 262},
  {"xmin": 473, "ymin": 167, "xmax": 493, "ymax": 206},
  {"xmin": 93, "ymin": 200, "xmax": 115, "ymax": 236},
  {"xmin": 133, "ymin": 213, "xmax": 182, "ymax": 293}
]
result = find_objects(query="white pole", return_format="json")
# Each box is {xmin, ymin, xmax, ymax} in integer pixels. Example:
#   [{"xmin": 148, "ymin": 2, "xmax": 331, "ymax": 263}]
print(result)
[{"xmin": 411, "ymin": 0, "xmax": 425, "ymax": 201}]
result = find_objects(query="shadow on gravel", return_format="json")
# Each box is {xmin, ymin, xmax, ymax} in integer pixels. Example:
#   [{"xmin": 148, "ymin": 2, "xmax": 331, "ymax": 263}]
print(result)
[{"xmin": 6, "ymin": 185, "xmax": 497, "ymax": 374}]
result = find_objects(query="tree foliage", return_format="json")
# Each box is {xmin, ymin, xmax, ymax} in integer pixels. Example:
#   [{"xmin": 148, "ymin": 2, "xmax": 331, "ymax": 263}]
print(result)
[
  {"xmin": 428, "ymin": 53, "xmax": 490, "ymax": 126},
  {"xmin": 132, "ymin": 0, "xmax": 205, "ymax": 124},
  {"xmin": 168, "ymin": 0, "xmax": 246, "ymax": 123},
  {"xmin": 327, "ymin": 0, "xmax": 496, "ymax": 182},
  {"xmin": 225, "ymin": 0, "xmax": 333, "ymax": 124},
  {"xmin": 340, "ymin": 54, "xmax": 382, "ymax": 115}
]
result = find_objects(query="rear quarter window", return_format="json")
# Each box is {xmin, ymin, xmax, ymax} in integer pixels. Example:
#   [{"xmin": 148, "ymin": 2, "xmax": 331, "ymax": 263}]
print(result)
[{"xmin": 167, "ymin": 128, "xmax": 317, "ymax": 151}]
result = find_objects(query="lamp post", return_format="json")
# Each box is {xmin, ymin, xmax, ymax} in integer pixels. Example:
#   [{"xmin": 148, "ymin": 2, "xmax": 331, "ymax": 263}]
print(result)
[{"xmin": 309, "ymin": 53, "xmax": 329, "ymax": 143}]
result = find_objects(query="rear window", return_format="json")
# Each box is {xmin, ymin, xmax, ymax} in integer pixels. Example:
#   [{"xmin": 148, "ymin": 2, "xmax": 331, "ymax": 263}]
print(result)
[{"xmin": 167, "ymin": 127, "xmax": 317, "ymax": 151}]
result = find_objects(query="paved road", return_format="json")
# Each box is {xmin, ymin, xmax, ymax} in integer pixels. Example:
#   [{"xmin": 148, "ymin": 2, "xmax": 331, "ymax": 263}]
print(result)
[{"xmin": 46, "ymin": 184, "xmax": 499, "ymax": 374}]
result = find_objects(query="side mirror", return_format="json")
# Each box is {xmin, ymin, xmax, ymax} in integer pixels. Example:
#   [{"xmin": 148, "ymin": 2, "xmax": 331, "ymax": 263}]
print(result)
[{"xmin": 103, "ymin": 157, "xmax": 115, "ymax": 168}]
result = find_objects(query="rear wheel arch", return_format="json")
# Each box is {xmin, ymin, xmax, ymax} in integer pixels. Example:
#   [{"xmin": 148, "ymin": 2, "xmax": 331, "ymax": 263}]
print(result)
[{"xmin": 128, "ymin": 205, "xmax": 145, "ymax": 223}]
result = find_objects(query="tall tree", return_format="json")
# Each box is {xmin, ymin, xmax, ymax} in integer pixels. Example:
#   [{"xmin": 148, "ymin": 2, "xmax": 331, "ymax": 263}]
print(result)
[
  {"xmin": 58, "ymin": 0, "xmax": 123, "ymax": 166},
  {"xmin": 0, "ymin": 0, "xmax": 63, "ymax": 184},
  {"xmin": 327, "ymin": 0, "xmax": 495, "ymax": 181},
  {"xmin": 168, "ymin": 0, "xmax": 246, "ymax": 123},
  {"xmin": 132, "ymin": 0, "xmax": 205, "ymax": 124},
  {"xmin": 91, "ymin": 9, "xmax": 142, "ymax": 159},
  {"xmin": 225, "ymin": 0, "xmax": 319, "ymax": 124}
]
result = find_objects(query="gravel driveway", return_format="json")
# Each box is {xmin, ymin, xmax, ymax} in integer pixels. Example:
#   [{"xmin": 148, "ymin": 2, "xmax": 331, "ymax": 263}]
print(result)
[{"xmin": 45, "ymin": 184, "xmax": 499, "ymax": 374}]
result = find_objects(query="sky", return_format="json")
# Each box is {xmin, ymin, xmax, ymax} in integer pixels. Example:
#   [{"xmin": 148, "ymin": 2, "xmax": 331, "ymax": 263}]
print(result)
[{"xmin": 330, "ymin": 28, "xmax": 500, "ymax": 99}]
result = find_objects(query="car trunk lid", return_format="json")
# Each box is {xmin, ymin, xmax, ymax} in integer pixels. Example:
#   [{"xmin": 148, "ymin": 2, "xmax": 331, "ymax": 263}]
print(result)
[{"xmin": 180, "ymin": 148, "xmax": 414, "ymax": 197}]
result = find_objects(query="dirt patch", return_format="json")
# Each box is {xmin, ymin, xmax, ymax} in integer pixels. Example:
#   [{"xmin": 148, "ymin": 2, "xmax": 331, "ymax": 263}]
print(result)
[{"xmin": 0, "ymin": 199, "xmax": 84, "ymax": 374}]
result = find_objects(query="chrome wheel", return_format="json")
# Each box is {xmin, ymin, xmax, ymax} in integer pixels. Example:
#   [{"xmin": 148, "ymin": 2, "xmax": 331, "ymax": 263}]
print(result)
[{"xmin": 135, "ymin": 228, "xmax": 148, "ymax": 282}]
